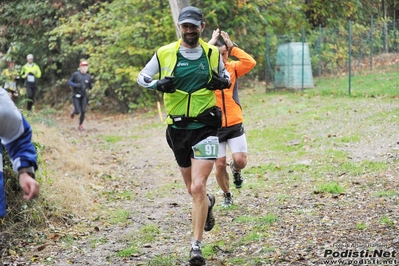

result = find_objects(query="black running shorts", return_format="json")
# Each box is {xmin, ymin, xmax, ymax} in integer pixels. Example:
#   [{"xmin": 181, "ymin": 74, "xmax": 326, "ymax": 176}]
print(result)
[
  {"xmin": 166, "ymin": 125, "xmax": 218, "ymax": 168},
  {"xmin": 217, "ymin": 123, "xmax": 245, "ymax": 143}
]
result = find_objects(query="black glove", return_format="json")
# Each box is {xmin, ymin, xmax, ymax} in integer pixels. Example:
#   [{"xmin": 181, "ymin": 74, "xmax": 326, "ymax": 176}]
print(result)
[
  {"xmin": 156, "ymin": 76, "xmax": 175, "ymax": 93},
  {"xmin": 206, "ymin": 70, "xmax": 231, "ymax": 90}
]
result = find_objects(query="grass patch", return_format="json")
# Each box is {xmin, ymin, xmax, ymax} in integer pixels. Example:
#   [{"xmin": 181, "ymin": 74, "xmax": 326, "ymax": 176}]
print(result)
[
  {"xmin": 117, "ymin": 223, "xmax": 161, "ymax": 257},
  {"xmin": 25, "ymin": 107, "xmax": 58, "ymax": 127},
  {"xmin": 102, "ymin": 189, "xmax": 135, "ymax": 202},
  {"xmin": 107, "ymin": 209, "xmax": 130, "ymax": 224},
  {"xmin": 144, "ymin": 181, "xmax": 185, "ymax": 200},
  {"xmin": 202, "ymin": 241, "xmax": 225, "ymax": 257},
  {"xmin": 139, "ymin": 223, "xmax": 161, "ymax": 243},
  {"xmin": 275, "ymin": 194, "xmax": 291, "ymax": 202},
  {"xmin": 315, "ymin": 182, "xmax": 345, "ymax": 194},
  {"xmin": 102, "ymin": 135, "xmax": 123, "ymax": 143},
  {"xmin": 379, "ymin": 215, "xmax": 394, "ymax": 226},
  {"xmin": 306, "ymin": 66, "xmax": 399, "ymax": 97},
  {"xmin": 241, "ymin": 231, "xmax": 267, "ymax": 244},
  {"xmin": 146, "ymin": 255, "xmax": 177, "ymax": 266},
  {"xmin": 374, "ymin": 190, "xmax": 399, "ymax": 198},
  {"xmin": 249, "ymin": 127, "xmax": 305, "ymax": 156},
  {"xmin": 90, "ymin": 237, "xmax": 108, "ymax": 248},
  {"xmin": 246, "ymin": 164, "xmax": 282, "ymax": 175},
  {"xmin": 227, "ymin": 256, "xmax": 272, "ymax": 266},
  {"xmin": 60, "ymin": 234, "xmax": 75, "ymax": 247},
  {"xmin": 338, "ymin": 134, "xmax": 361, "ymax": 143},
  {"xmin": 234, "ymin": 214, "xmax": 279, "ymax": 226},
  {"xmin": 356, "ymin": 222, "xmax": 367, "ymax": 230},
  {"xmin": 117, "ymin": 245, "xmax": 141, "ymax": 257}
]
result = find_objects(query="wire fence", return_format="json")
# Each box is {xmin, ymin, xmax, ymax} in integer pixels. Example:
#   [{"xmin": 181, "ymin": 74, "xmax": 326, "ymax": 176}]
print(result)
[{"xmin": 265, "ymin": 19, "xmax": 399, "ymax": 92}]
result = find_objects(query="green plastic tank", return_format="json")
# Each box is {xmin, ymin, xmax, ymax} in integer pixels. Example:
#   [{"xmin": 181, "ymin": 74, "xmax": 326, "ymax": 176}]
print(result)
[{"xmin": 274, "ymin": 42, "xmax": 314, "ymax": 89}]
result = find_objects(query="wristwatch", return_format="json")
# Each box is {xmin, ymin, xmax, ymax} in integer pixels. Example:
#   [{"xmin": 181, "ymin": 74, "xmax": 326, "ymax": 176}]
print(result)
[
  {"xmin": 18, "ymin": 166, "xmax": 35, "ymax": 179},
  {"xmin": 228, "ymin": 42, "xmax": 238, "ymax": 51}
]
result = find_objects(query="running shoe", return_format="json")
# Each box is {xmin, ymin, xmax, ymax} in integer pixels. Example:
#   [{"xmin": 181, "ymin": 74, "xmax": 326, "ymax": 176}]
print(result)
[
  {"xmin": 230, "ymin": 161, "xmax": 243, "ymax": 188},
  {"xmin": 222, "ymin": 192, "xmax": 233, "ymax": 207},
  {"xmin": 189, "ymin": 246, "xmax": 206, "ymax": 266},
  {"xmin": 78, "ymin": 124, "xmax": 84, "ymax": 131},
  {"xmin": 204, "ymin": 193, "xmax": 215, "ymax": 232}
]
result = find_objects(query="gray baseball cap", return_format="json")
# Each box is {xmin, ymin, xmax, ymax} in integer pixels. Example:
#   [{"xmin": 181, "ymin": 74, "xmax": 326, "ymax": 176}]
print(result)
[{"xmin": 178, "ymin": 6, "xmax": 203, "ymax": 26}]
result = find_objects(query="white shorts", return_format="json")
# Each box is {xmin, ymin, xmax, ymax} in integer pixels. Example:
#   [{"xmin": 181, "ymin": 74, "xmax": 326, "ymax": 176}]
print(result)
[{"xmin": 217, "ymin": 133, "xmax": 247, "ymax": 158}]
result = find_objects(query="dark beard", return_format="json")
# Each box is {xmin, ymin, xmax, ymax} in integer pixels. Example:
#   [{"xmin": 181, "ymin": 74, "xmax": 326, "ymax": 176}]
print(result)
[{"xmin": 182, "ymin": 33, "xmax": 200, "ymax": 46}]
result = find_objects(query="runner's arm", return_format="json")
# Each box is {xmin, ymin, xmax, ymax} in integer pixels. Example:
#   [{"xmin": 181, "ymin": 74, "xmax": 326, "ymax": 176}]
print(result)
[
  {"xmin": 67, "ymin": 73, "xmax": 80, "ymax": 88},
  {"xmin": 137, "ymin": 54, "xmax": 160, "ymax": 90},
  {"xmin": 0, "ymin": 90, "xmax": 37, "ymax": 172},
  {"xmin": 230, "ymin": 47, "xmax": 257, "ymax": 78}
]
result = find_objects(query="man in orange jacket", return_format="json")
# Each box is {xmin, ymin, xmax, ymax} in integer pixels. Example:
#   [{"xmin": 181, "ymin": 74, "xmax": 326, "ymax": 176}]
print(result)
[{"xmin": 209, "ymin": 29, "xmax": 256, "ymax": 207}]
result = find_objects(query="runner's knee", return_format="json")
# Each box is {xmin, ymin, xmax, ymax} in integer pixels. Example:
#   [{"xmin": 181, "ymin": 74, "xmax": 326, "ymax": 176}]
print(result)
[
  {"xmin": 215, "ymin": 158, "xmax": 226, "ymax": 169},
  {"xmin": 233, "ymin": 155, "xmax": 247, "ymax": 170}
]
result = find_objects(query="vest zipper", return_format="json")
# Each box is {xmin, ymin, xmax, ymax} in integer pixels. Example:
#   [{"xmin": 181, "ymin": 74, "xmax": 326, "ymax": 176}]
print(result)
[
  {"xmin": 221, "ymin": 90, "xmax": 228, "ymax": 126},
  {"xmin": 186, "ymin": 93, "xmax": 191, "ymax": 117}
]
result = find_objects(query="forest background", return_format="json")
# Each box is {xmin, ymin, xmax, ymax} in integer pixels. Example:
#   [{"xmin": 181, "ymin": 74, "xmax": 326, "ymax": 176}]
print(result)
[{"xmin": 0, "ymin": 0, "xmax": 398, "ymax": 113}]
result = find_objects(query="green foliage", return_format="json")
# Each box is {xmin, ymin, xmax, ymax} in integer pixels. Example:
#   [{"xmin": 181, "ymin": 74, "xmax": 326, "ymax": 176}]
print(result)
[
  {"xmin": 47, "ymin": 0, "xmax": 175, "ymax": 112},
  {"xmin": 1, "ymin": 0, "xmax": 397, "ymax": 112},
  {"xmin": 304, "ymin": 0, "xmax": 362, "ymax": 28},
  {"xmin": 0, "ymin": 0, "xmax": 103, "ymax": 106},
  {"xmin": 196, "ymin": 0, "xmax": 309, "ymax": 80}
]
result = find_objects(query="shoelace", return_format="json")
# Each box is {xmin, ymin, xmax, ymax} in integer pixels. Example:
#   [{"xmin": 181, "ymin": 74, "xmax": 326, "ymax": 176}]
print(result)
[
  {"xmin": 192, "ymin": 240, "xmax": 201, "ymax": 250},
  {"xmin": 192, "ymin": 245, "xmax": 201, "ymax": 251}
]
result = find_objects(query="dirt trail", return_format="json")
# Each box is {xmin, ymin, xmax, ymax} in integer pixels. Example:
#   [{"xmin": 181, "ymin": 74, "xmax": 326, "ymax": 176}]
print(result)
[
  {"xmin": 27, "ymin": 111, "xmax": 223, "ymax": 266},
  {"xmin": 2, "ymin": 98, "xmax": 399, "ymax": 266}
]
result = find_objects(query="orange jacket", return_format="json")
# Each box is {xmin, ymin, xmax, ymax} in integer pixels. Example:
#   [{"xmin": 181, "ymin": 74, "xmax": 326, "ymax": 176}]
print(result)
[{"xmin": 215, "ymin": 47, "xmax": 256, "ymax": 127}]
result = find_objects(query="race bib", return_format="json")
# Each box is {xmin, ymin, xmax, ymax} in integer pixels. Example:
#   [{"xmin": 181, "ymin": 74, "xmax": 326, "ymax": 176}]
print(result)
[
  {"xmin": 192, "ymin": 136, "xmax": 219, "ymax": 159},
  {"xmin": 75, "ymin": 94, "xmax": 81, "ymax": 98},
  {"xmin": 27, "ymin": 75, "xmax": 35, "ymax": 83}
]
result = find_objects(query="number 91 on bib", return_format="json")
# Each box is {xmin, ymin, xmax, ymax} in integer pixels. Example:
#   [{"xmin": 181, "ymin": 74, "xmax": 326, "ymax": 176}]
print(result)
[{"xmin": 192, "ymin": 136, "xmax": 219, "ymax": 159}]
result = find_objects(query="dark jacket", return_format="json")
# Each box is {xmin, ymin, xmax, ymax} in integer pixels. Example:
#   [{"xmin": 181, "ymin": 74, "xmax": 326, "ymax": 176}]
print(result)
[{"xmin": 67, "ymin": 71, "xmax": 92, "ymax": 97}]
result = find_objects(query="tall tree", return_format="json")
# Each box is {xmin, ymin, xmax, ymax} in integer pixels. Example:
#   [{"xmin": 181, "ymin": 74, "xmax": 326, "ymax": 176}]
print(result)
[{"xmin": 304, "ymin": 0, "xmax": 362, "ymax": 28}]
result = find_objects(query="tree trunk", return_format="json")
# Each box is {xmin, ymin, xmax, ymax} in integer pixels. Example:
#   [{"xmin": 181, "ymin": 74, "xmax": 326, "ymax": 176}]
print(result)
[
  {"xmin": 168, "ymin": 0, "xmax": 190, "ymax": 39},
  {"xmin": 382, "ymin": 0, "xmax": 389, "ymax": 52}
]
